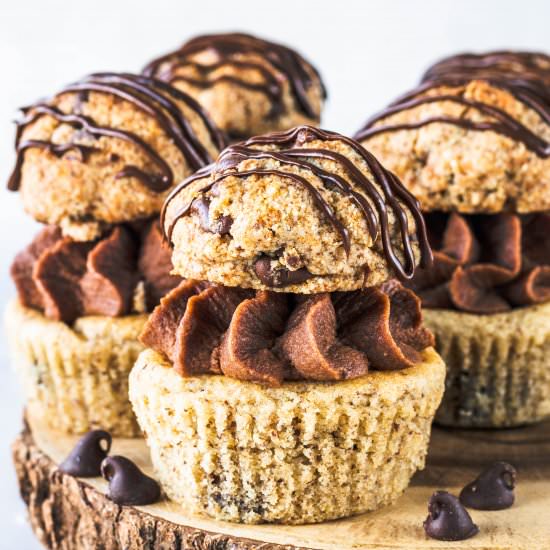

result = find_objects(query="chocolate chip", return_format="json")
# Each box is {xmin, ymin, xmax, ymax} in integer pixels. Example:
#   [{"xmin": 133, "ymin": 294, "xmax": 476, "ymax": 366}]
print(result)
[
  {"xmin": 460, "ymin": 462, "xmax": 516, "ymax": 510},
  {"xmin": 191, "ymin": 195, "xmax": 233, "ymax": 235},
  {"xmin": 254, "ymin": 255, "xmax": 313, "ymax": 287},
  {"xmin": 190, "ymin": 196, "xmax": 211, "ymax": 232},
  {"xmin": 295, "ymin": 127, "xmax": 316, "ymax": 145},
  {"xmin": 212, "ymin": 215, "xmax": 233, "ymax": 235},
  {"xmin": 285, "ymin": 254, "xmax": 302, "ymax": 270},
  {"xmin": 59, "ymin": 430, "xmax": 112, "ymax": 477},
  {"xmin": 101, "ymin": 456, "xmax": 161, "ymax": 506},
  {"xmin": 424, "ymin": 491, "xmax": 479, "ymax": 541}
]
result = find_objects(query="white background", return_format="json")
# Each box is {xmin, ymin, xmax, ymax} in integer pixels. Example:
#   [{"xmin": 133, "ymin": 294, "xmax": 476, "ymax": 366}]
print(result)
[{"xmin": 0, "ymin": 0, "xmax": 548, "ymax": 547}]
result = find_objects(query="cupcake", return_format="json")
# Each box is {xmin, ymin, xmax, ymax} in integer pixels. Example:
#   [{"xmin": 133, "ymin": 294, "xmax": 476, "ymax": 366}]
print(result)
[
  {"xmin": 355, "ymin": 51, "xmax": 550, "ymax": 427},
  {"xmin": 143, "ymin": 33, "xmax": 326, "ymax": 140},
  {"xmin": 6, "ymin": 72, "xmax": 223, "ymax": 436},
  {"xmin": 129, "ymin": 125, "xmax": 445, "ymax": 524}
]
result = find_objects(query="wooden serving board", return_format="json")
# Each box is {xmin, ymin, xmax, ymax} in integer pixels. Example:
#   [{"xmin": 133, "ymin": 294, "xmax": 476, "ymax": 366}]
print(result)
[{"xmin": 12, "ymin": 413, "xmax": 550, "ymax": 550}]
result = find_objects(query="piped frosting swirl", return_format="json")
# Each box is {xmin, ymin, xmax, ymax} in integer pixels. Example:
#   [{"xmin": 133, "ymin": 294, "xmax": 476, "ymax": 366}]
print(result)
[
  {"xmin": 408, "ymin": 212, "xmax": 550, "ymax": 314},
  {"xmin": 11, "ymin": 220, "xmax": 181, "ymax": 324},
  {"xmin": 141, "ymin": 278, "xmax": 434, "ymax": 386}
]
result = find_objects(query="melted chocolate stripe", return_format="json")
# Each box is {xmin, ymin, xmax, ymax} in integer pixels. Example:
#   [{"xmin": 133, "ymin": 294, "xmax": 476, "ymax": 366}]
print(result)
[
  {"xmin": 166, "ymin": 169, "xmax": 349, "ymax": 251},
  {"xmin": 7, "ymin": 141, "xmax": 97, "ymax": 191},
  {"xmin": 63, "ymin": 81, "xmax": 207, "ymax": 172},
  {"xmin": 356, "ymin": 53, "xmax": 550, "ymax": 158},
  {"xmin": 164, "ymin": 59, "xmax": 282, "ymax": 115},
  {"xmin": 8, "ymin": 73, "xmax": 222, "ymax": 193},
  {"xmin": 144, "ymin": 33, "xmax": 325, "ymax": 119},
  {"xmin": 242, "ymin": 126, "xmax": 432, "ymax": 277},
  {"xmin": 11, "ymin": 104, "xmax": 173, "ymax": 192},
  {"xmin": 88, "ymin": 74, "xmax": 225, "ymax": 153},
  {"xmin": 278, "ymin": 148, "xmax": 379, "ymax": 240},
  {"xmin": 423, "ymin": 51, "xmax": 550, "ymax": 82},
  {"xmin": 356, "ymin": 93, "xmax": 549, "ymax": 157},
  {"xmin": 417, "ymin": 77, "xmax": 550, "ymax": 123},
  {"xmin": 162, "ymin": 126, "xmax": 432, "ymax": 280},
  {"xmin": 126, "ymin": 74, "xmax": 226, "ymax": 150},
  {"xmin": 63, "ymin": 76, "xmax": 212, "ymax": 170}
]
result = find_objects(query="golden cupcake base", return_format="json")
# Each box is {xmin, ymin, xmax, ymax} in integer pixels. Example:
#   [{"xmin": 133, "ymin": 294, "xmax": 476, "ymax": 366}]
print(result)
[
  {"xmin": 424, "ymin": 301, "xmax": 550, "ymax": 428},
  {"xmin": 129, "ymin": 348, "xmax": 445, "ymax": 524},
  {"xmin": 5, "ymin": 299, "xmax": 146, "ymax": 437}
]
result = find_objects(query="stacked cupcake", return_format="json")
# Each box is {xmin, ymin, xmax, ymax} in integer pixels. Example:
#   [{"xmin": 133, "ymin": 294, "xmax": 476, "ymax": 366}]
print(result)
[
  {"xmin": 356, "ymin": 50, "xmax": 550, "ymax": 427},
  {"xmin": 143, "ymin": 32, "xmax": 326, "ymax": 140},
  {"xmin": 6, "ymin": 72, "xmax": 223, "ymax": 435},
  {"xmin": 129, "ymin": 125, "xmax": 445, "ymax": 524}
]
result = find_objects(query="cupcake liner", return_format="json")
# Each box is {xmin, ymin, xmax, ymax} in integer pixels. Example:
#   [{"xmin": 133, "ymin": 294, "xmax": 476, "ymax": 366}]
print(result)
[
  {"xmin": 424, "ymin": 301, "xmax": 550, "ymax": 428},
  {"xmin": 130, "ymin": 348, "xmax": 445, "ymax": 524},
  {"xmin": 5, "ymin": 299, "xmax": 146, "ymax": 436}
]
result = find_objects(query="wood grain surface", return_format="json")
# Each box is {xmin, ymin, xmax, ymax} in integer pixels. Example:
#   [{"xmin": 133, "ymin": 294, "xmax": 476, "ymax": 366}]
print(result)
[{"xmin": 12, "ymin": 413, "xmax": 550, "ymax": 550}]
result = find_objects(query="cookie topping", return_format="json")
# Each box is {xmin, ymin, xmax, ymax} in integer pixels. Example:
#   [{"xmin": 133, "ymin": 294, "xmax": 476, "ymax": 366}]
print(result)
[
  {"xmin": 8, "ymin": 73, "xmax": 224, "ymax": 193},
  {"xmin": 355, "ymin": 53, "xmax": 550, "ymax": 158},
  {"xmin": 141, "ymin": 278, "xmax": 434, "ymax": 386},
  {"xmin": 59, "ymin": 430, "xmax": 112, "ymax": 477},
  {"xmin": 460, "ymin": 462, "xmax": 517, "ymax": 510},
  {"xmin": 408, "ymin": 212, "xmax": 550, "ymax": 313},
  {"xmin": 422, "ymin": 50, "xmax": 550, "ymax": 87},
  {"xmin": 254, "ymin": 255, "xmax": 314, "ymax": 287},
  {"xmin": 163, "ymin": 126, "xmax": 432, "ymax": 282},
  {"xmin": 424, "ymin": 491, "xmax": 479, "ymax": 541},
  {"xmin": 143, "ymin": 33, "xmax": 326, "ymax": 121},
  {"xmin": 11, "ymin": 221, "xmax": 181, "ymax": 323},
  {"xmin": 101, "ymin": 456, "xmax": 161, "ymax": 506}
]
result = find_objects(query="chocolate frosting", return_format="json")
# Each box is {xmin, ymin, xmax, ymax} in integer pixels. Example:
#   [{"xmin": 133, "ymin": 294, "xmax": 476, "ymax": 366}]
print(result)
[
  {"xmin": 8, "ymin": 73, "xmax": 224, "ymax": 193},
  {"xmin": 162, "ymin": 126, "xmax": 433, "ymax": 282},
  {"xmin": 407, "ymin": 212, "xmax": 550, "ymax": 314},
  {"xmin": 140, "ymin": 279, "xmax": 434, "ymax": 386},
  {"xmin": 11, "ymin": 220, "xmax": 181, "ymax": 324},
  {"xmin": 143, "ymin": 33, "xmax": 326, "ymax": 124},
  {"xmin": 355, "ymin": 51, "xmax": 550, "ymax": 159}
]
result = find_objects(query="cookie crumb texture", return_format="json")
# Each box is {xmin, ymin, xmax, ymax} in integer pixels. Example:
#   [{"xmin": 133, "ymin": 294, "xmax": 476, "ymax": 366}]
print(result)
[
  {"xmin": 130, "ymin": 348, "xmax": 445, "ymax": 524},
  {"xmin": 425, "ymin": 301, "xmax": 550, "ymax": 427},
  {"xmin": 5, "ymin": 300, "xmax": 146, "ymax": 436},
  {"xmin": 12, "ymin": 74, "xmax": 221, "ymax": 240},
  {"xmin": 144, "ymin": 33, "xmax": 325, "ymax": 139},
  {"xmin": 358, "ymin": 81, "xmax": 550, "ymax": 213},
  {"xmin": 165, "ymin": 127, "xmax": 426, "ymax": 293}
]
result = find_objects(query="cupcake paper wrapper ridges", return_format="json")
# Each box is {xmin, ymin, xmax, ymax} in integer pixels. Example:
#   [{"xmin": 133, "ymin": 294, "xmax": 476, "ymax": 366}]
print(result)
[
  {"xmin": 6, "ymin": 299, "xmax": 146, "ymax": 437},
  {"xmin": 130, "ymin": 347, "xmax": 445, "ymax": 524},
  {"xmin": 424, "ymin": 301, "xmax": 550, "ymax": 428}
]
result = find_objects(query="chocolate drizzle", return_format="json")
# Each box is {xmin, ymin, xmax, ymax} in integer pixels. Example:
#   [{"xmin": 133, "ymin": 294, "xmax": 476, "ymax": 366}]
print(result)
[
  {"xmin": 162, "ymin": 126, "xmax": 432, "ymax": 282},
  {"xmin": 355, "ymin": 51, "xmax": 550, "ymax": 158},
  {"xmin": 140, "ymin": 278, "xmax": 434, "ymax": 386},
  {"xmin": 7, "ymin": 73, "xmax": 224, "ymax": 192},
  {"xmin": 143, "ymin": 33, "xmax": 326, "ymax": 121},
  {"xmin": 422, "ymin": 50, "xmax": 550, "ymax": 87},
  {"xmin": 408, "ymin": 212, "xmax": 550, "ymax": 313}
]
